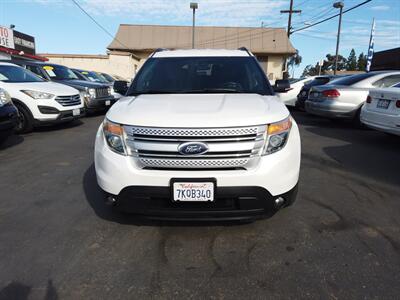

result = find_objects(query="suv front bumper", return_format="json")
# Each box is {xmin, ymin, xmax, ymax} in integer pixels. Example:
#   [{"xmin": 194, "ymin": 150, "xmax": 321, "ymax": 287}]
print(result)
[
  {"xmin": 86, "ymin": 97, "xmax": 117, "ymax": 111},
  {"xmin": 111, "ymin": 184, "xmax": 298, "ymax": 221},
  {"xmin": 94, "ymin": 122, "xmax": 301, "ymax": 219},
  {"xmin": 0, "ymin": 103, "xmax": 19, "ymax": 132},
  {"xmin": 34, "ymin": 108, "xmax": 85, "ymax": 126}
]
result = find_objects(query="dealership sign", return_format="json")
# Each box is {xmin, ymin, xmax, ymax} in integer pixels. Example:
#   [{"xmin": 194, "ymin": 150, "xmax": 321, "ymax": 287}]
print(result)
[
  {"xmin": 0, "ymin": 26, "xmax": 15, "ymax": 49},
  {"xmin": 13, "ymin": 30, "xmax": 36, "ymax": 55}
]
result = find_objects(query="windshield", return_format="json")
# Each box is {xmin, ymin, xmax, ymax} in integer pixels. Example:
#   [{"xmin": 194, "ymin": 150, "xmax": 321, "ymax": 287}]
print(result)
[
  {"xmin": 308, "ymin": 77, "xmax": 331, "ymax": 86},
  {"xmin": 128, "ymin": 56, "xmax": 273, "ymax": 95},
  {"xmin": 42, "ymin": 65, "xmax": 79, "ymax": 81},
  {"xmin": 79, "ymin": 71, "xmax": 107, "ymax": 83},
  {"xmin": 101, "ymin": 73, "xmax": 114, "ymax": 82},
  {"xmin": 290, "ymin": 77, "xmax": 311, "ymax": 84},
  {"xmin": 329, "ymin": 73, "xmax": 376, "ymax": 86},
  {"xmin": 0, "ymin": 65, "xmax": 44, "ymax": 83}
]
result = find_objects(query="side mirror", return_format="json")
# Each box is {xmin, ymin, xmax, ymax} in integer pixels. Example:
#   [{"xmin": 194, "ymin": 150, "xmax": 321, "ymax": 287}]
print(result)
[
  {"xmin": 273, "ymin": 79, "xmax": 291, "ymax": 93},
  {"xmin": 113, "ymin": 80, "xmax": 129, "ymax": 95}
]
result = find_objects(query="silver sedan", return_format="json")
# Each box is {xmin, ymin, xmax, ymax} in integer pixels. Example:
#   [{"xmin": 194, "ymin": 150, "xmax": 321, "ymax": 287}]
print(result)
[{"xmin": 305, "ymin": 71, "xmax": 400, "ymax": 123}]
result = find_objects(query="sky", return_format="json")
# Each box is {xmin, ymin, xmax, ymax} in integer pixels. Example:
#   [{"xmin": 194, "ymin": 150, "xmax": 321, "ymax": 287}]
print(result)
[{"xmin": 1, "ymin": 0, "xmax": 399, "ymax": 77}]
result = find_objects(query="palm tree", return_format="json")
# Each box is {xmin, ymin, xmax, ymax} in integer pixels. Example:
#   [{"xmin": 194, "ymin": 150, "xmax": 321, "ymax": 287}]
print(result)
[{"xmin": 288, "ymin": 50, "xmax": 302, "ymax": 78}]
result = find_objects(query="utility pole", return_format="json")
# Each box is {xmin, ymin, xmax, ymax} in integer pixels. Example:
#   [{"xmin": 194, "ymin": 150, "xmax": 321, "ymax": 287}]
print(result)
[
  {"xmin": 280, "ymin": 0, "xmax": 302, "ymax": 37},
  {"xmin": 281, "ymin": 0, "xmax": 301, "ymax": 78},
  {"xmin": 333, "ymin": 1, "xmax": 344, "ymax": 75},
  {"xmin": 190, "ymin": 2, "xmax": 198, "ymax": 49}
]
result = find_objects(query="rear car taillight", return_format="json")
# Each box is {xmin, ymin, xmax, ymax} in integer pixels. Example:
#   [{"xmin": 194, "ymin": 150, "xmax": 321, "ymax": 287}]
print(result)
[
  {"xmin": 396, "ymin": 100, "xmax": 400, "ymax": 108},
  {"xmin": 366, "ymin": 95, "xmax": 372, "ymax": 103},
  {"xmin": 322, "ymin": 89, "xmax": 340, "ymax": 98}
]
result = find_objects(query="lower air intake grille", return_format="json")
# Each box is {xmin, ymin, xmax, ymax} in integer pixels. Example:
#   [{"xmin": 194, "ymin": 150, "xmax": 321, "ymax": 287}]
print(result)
[{"xmin": 139, "ymin": 158, "xmax": 250, "ymax": 169}]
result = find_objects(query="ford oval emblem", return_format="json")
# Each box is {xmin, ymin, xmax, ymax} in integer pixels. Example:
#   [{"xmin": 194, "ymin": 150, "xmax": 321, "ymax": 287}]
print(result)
[{"xmin": 178, "ymin": 142, "xmax": 209, "ymax": 156}]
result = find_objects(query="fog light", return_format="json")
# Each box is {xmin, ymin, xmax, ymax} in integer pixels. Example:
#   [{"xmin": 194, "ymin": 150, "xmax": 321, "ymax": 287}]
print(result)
[
  {"xmin": 275, "ymin": 197, "xmax": 285, "ymax": 207},
  {"xmin": 106, "ymin": 195, "xmax": 116, "ymax": 206}
]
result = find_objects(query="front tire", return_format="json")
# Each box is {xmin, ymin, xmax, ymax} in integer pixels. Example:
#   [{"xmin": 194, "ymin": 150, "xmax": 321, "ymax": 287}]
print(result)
[
  {"xmin": 14, "ymin": 104, "xmax": 34, "ymax": 134},
  {"xmin": 352, "ymin": 108, "xmax": 364, "ymax": 128}
]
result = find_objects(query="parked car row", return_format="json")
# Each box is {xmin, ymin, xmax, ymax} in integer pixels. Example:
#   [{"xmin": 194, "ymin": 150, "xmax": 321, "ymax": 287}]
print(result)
[
  {"xmin": 360, "ymin": 83, "xmax": 400, "ymax": 136},
  {"xmin": 274, "ymin": 71, "xmax": 400, "ymax": 136},
  {"xmin": 0, "ymin": 60, "xmax": 130, "ymax": 144}
]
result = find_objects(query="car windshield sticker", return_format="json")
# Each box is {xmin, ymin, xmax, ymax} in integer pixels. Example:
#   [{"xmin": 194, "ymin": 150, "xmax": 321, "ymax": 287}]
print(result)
[{"xmin": 43, "ymin": 66, "xmax": 56, "ymax": 77}]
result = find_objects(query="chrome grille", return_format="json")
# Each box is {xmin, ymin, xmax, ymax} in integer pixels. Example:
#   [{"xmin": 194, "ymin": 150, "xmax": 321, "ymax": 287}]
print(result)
[
  {"xmin": 124, "ymin": 125, "xmax": 266, "ymax": 169},
  {"xmin": 55, "ymin": 94, "xmax": 81, "ymax": 107},
  {"xmin": 95, "ymin": 87, "xmax": 110, "ymax": 98}
]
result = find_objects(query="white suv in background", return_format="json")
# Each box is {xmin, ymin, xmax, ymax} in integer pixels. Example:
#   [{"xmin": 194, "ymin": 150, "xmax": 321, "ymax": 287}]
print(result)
[
  {"xmin": 95, "ymin": 49, "xmax": 301, "ymax": 221},
  {"xmin": 0, "ymin": 62, "xmax": 84, "ymax": 133}
]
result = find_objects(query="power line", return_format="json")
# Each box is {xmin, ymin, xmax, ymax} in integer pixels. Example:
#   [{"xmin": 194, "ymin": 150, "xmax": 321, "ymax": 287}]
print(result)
[
  {"xmin": 170, "ymin": 16, "xmax": 286, "ymax": 49},
  {"xmin": 291, "ymin": 0, "xmax": 372, "ymax": 34},
  {"xmin": 70, "ymin": 0, "xmax": 128, "ymax": 49},
  {"xmin": 293, "ymin": 0, "xmax": 311, "ymax": 9},
  {"xmin": 292, "ymin": 7, "xmax": 335, "ymax": 26},
  {"xmin": 170, "ymin": 26, "xmax": 281, "ymax": 49}
]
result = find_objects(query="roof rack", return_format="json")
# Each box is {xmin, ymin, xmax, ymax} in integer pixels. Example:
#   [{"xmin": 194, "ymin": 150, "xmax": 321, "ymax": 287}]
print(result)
[
  {"xmin": 238, "ymin": 47, "xmax": 251, "ymax": 56},
  {"xmin": 151, "ymin": 48, "xmax": 169, "ymax": 57}
]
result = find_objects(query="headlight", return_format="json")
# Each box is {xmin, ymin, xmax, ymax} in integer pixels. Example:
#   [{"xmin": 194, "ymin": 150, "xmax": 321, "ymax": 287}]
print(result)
[
  {"xmin": 21, "ymin": 90, "xmax": 54, "ymax": 99},
  {"xmin": 103, "ymin": 119, "xmax": 126, "ymax": 155},
  {"xmin": 0, "ymin": 89, "xmax": 12, "ymax": 106},
  {"xmin": 80, "ymin": 90, "xmax": 90, "ymax": 102},
  {"xmin": 108, "ymin": 87, "xmax": 112, "ymax": 95},
  {"xmin": 88, "ymin": 88, "xmax": 96, "ymax": 99},
  {"xmin": 263, "ymin": 116, "xmax": 292, "ymax": 155}
]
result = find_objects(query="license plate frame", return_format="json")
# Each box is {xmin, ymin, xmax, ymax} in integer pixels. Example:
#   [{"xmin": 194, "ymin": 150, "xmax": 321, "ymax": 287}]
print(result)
[
  {"xmin": 377, "ymin": 99, "xmax": 390, "ymax": 109},
  {"xmin": 72, "ymin": 109, "xmax": 80, "ymax": 116},
  {"xmin": 170, "ymin": 178, "xmax": 216, "ymax": 202},
  {"xmin": 105, "ymin": 100, "xmax": 111, "ymax": 106}
]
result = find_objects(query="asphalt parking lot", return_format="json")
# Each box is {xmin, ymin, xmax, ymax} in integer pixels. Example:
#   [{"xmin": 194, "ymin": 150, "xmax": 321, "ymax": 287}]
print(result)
[{"xmin": 0, "ymin": 111, "xmax": 399, "ymax": 300}]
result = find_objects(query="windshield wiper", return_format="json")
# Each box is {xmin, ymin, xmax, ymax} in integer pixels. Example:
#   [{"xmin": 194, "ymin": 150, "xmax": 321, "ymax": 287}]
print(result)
[
  {"xmin": 130, "ymin": 90, "xmax": 182, "ymax": 96},
  {"xmin": 181, "ymin": 88, "xmax": 241, "ymax": 93},
  {"xmin": 129, "ymin": 88, "xmax": 254, "ymax": 96}
]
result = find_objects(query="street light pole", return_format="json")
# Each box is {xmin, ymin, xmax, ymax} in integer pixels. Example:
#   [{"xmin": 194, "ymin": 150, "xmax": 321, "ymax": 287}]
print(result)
[
  {"xmin": 190, "ymin": 2, "xmax": 198, "ymax": 49},
  {"xmin": 333, "ymin": 1, "xmax": 344, "ymax": 75}
]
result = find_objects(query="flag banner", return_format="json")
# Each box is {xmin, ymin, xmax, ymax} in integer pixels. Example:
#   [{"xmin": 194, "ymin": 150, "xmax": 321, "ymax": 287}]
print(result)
[{"xmin": 366, "ymin": 19, "xmax": 375, "ymax": 72}]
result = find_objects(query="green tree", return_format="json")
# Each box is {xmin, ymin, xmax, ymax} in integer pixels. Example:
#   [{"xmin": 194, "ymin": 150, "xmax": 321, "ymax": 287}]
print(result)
[
  {"xmin": 346, "ymin": 49, "xmax": 357, "ymax": 71},
  {"xmin": 301, "ymin": 64, "xmax": 319, "ymax": 77},
  {"xmin": 357, "ymin": 52, "xmax": 367, "ymax": 71},
  {"xmin": 288, "ymin": 50, "xmax": 302, "ymax": 78},
  {"xmin": 323, "ymin": 54, "xmax": 347, "ymax": 71}
]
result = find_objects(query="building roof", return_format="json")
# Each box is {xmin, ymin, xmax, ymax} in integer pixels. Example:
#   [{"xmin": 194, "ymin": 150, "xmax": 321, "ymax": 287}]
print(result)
[
  {"xmin": 0, "ymin": 46, "xmax": 48, "ymax": 61},
  {"xmin": 152, "ymin": 49, "xmax": 252, "ymax": 58},
  {"xmin": 108, "ymin": 24, "xmax": 296, "ymax": 55},
  {"xmin": 371, "ymin": 47, "xmax": 400, "ymax": 71},
  {"xmin": 40, "ymin": 53, "xmax": 109, "ymax": 59}
]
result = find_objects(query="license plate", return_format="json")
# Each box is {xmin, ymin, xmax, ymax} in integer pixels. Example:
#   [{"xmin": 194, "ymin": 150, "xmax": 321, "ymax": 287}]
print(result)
[
  {"xmin": 72, "ymin": 109, "xmax": 80, "ymax": 116},
  {"xmin": 172, "ymin": 181, "xmax": 214, "ymax": 202},
  {"xmin": 377, "ymin": 99, "xmax": 390, "ymax": 109},
  {"xmin": 311, "ymin": 92, "xmax": 320, "ymax": 97},
  {"xmin": 105, "ymin": 100, "xmax": 111, "ymax": 106}
]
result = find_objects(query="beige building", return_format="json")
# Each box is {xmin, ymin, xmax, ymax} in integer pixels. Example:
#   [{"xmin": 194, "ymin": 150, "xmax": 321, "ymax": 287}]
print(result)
[
  {"xmin": 41, "ymin": 51, "xmax": 140, "ymax": 81},
  {"xmin": 42, "ymin": 24, "xmax": 296, "ymax": 81}
]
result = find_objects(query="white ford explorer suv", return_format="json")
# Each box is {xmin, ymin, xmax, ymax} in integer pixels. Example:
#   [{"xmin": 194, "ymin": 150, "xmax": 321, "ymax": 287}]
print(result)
[
  {"xmin": 0, "ymin": 62, "xmax": 84, "ymax": 133},
  {"xmin": 95, "ymin": 49, "xmax": 301, "ymax": 221}
]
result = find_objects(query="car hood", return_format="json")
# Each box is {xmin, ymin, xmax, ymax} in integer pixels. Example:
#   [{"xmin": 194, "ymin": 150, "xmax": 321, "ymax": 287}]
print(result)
[
  {"xmin": 4, "ymin": 81, "xmax": 79, "ymax": 95},
  {"xmin": 53, "ymin": 79, "xmax": 108, "ymax": 90},
  {"xmin": 106, "ymin": 94, "xmax": 289, "ymax": 127}
]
